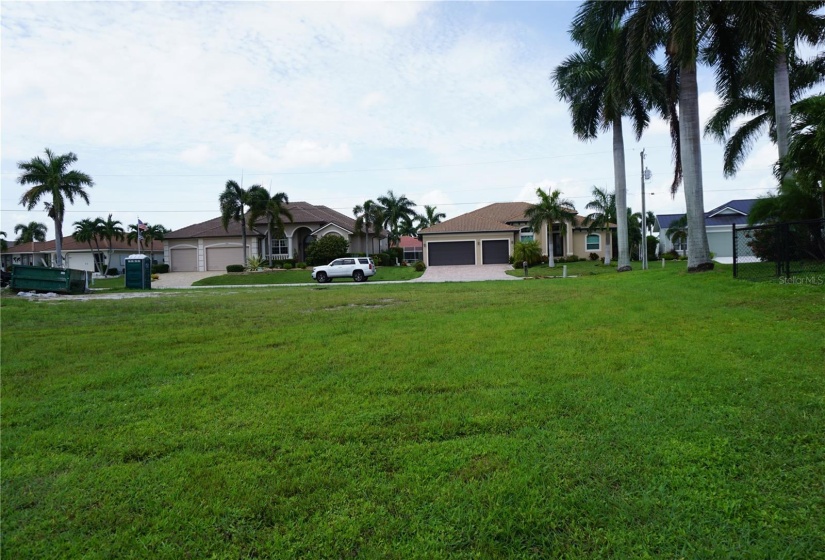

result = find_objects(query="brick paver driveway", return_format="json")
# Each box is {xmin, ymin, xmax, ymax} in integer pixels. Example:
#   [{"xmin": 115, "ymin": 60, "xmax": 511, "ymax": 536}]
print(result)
[{"xmin": 411, "ymin": 264, "xmax": 521, "ymax": 282}]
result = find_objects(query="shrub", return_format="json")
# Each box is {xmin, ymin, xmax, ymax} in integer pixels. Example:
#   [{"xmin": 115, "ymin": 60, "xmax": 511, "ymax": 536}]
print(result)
[
  {"xmin": 567, "ymin": 254, "xmax": 580, "ymax": 262},
  {"xmin": 106, "ymin": 267, "xmax": 119, "ymax": 276},
  {"xmin": 387, "ymin": 247, "xmax": 403, "ymax": 264},
  {"xmin": 513, "ymin": 241, "xmax": 542, "ymax": 266},
  {"xmin": 296, "ymin": 262, "xmax": 307, "ymax": 269},
  {"xmin": 662, "ymin": 253, "xmax": 675, "ymax": 261},
  {"xmin": 151, "ymin": 264, "xmax": 170, "ymax": 274},
  {"xmin": 305, "ymin": 235, "xmax": 349, "ymax": 265},
  {"xmin": 414, "ymin": 261, "xmax": 426, "ymax": 272},
  {"xmin": 283, "ymin": 262, "xmax": 293, "ymax": 270},
  {"xmin": 226, "ymin": 264, "xmax": 245, "ymax": 273},
  {"xmin": 247, "ymin": 255, "xmax": 264, "ymax": 270},
  {"xmin": 589, "ymin": 253, "xmax": 599, "ymax": 261},
  {"xmin": 151, "ymin": 273, "xmax": 159, "ymax": 281},
  {"xmin": 540, "ymin": 255, "xmax": 550, "ymax": 264}
]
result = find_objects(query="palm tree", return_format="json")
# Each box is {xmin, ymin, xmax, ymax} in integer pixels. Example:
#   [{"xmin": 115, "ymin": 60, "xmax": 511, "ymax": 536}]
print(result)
[
  {"xmin": 15, "ymin": 221, "xmax": 48, "ymax": 265},
  {"xmin": 776, "ymin": 94, "xmax": 825, "ymax": 218},
  {"xmin": 627, "ymin": 208, "xmax": 644, "ymax": 260},
  {"xmin": 524, "ymin": 188, "xmax": 577, "ymax": 268},
  {"xmin": 418, "ymin": 205, "xmax": 446, "ymax": 229},
  {"xmin": 17, "ymin": 149, "xmax": 94, "ymax": 268},
  {"xmin": 398, "ymin": 215, "xmax": 419, "ymax": 239},
  {"xmin": 666, "ymin": 215, "xmax": 688, "ymax": 254},
  {"xmin": 98, "ymin": 214, "xmax": 124, "ymax": 273},
  {"xmin": 377, "ymin": 190, "xmax": 417, "ymax": 247},
  {"xmin": 583, "ymin": 187, "xmax": 616, "ymax": 265},
  {"xmin": 219, "ymin": 179, "xmax": 261, "ymax": 263},
  {"xmin": 557, "ymin": 16, "xmax": 664, "ymax": 272},
  {"xmin": 73, "ymin": 218, "xmax": 104, "ymax": 273},
  {"xmin": 705, "ymin": 54, "xmax": 824, "ymax": 178},
  {"xmin": 353, "ymin": 200, "xmax": 383, "ymax": 256},
  {"xmin": 249, "ymin": 190, "xmax": 293, "ymax": 260},
  {"xmin": 645, "ymin": 211, "xmax": 657, "ymax": 234},
  {"xmin": 0, "ymin": 231, "xmax": 8, "ymax": 254}
]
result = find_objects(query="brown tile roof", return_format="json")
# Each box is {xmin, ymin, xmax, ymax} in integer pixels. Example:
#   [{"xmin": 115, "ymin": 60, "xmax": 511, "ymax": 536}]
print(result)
[
  {"xmin": 166, "ymin": 201, "xmax": 361, "ymax": 239},
  {"xmin": 398, "ymin": 235, "xmax": 422, "ymax": 248},
  {"xmin": 3, "ymin": 237, "xmax": 162, "ymax": 254},
  {"xmin": 420, "ymin": 202, "xmax": 598, "ymax": 235}
]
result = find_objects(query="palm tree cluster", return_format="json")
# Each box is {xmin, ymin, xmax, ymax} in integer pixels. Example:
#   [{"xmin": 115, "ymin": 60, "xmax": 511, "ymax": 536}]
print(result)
[
  {"xmin": 218, "ymin": 180, "xmax": 293, "ymax": 263},
  {"xmin": 352, "ymin": 192, "xmax": 445, "ymax": 255},
  {"xmin": 558, "ymin": 1, "xmax": 824, "ymax": 273}
]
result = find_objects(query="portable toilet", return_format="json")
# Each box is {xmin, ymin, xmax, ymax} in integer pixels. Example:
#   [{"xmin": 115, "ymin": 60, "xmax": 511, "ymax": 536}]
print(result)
[{"xmin": 124, "ymin": 254, "xmax": 151, "ymax": 289}]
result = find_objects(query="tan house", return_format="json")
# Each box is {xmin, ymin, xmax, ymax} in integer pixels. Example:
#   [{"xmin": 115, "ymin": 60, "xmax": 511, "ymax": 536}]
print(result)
[
  {"xmin": 1, "ymin": 237, "xmax": 162, "ymax": 272},
  {"xmin": 164, "ymin": 201, "xmax": 385, "ymax": 272},
  {"xmin": 418, "ymin": 202, "xmax": 614, "ymax": 266}
]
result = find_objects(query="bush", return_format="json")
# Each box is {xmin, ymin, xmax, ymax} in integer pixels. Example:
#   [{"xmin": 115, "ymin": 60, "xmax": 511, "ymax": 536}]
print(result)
[
  {"xmin": 414, "ymin": 261, "xmax": 426, "ymax": 272},
  {"xmin": 540, "ymin": 255, "xmax": 550, "ymax": 264},
  {"xmin": 151, "ymin": 264, "xmax": 170, "ymax": 274},
  {"xmin": 512, "ymin": 241, "xmax": 542, "ymax": 266},
  {"xmin": 151, "ymin": 274, "xmax": 159, "ymax": 281},
  {"xmin": 347, "ymin": 252, "xmax": 366, "ymax": 258},
  {"xmin": 567, "ymin": 254, "xmax": 580, "ymax": 262},
  {"xmin": 387, "ymin": 247, "xmax": 403, "ymax": 264},
  {"xmin": 296, "ymin": 262, "xmax": 307, "ymax": 269},
  {"xmin": 226, "ymin": 264, "xmax": 245, "ymax": 273},
  {"xmin": 106, "ymin": 267, "xmax": 119, "ymax": 276},
  {"xmin": 589, "ymin": 253, "xmax": 599, "ymax": 261},
  {"xmin": 373, "ymin": 252, "xmax": 391, "ymax": 266},
  {"xmin": 247, "ymin": 255, "xmax": 264, "ymax": 270},
  {"xmin": 283, "ymin": 262, "xmax": 293, "ymax": 270},
  {"xmin": 662, "ymin": 253, "xmax": 675, "ymax": 261},
  {"xmin": 305, "ymin": 235, "xmax": 349, "ymax": 265}
]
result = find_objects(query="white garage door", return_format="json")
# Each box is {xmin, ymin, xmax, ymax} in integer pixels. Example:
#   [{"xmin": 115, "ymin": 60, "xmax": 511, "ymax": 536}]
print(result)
[
  {"xmin": 206, "ymin": 247, "xmax": 244, "ymax": 271},
  {"xmin": 171, "ymin": 248, "xmax": 197, "ymax": 272}
]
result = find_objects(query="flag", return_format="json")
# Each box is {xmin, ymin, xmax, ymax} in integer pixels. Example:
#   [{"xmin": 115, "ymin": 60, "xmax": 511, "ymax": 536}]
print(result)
[{"xmin": 137, "ymin": 219, "xmax": 148, "ymax": 231}]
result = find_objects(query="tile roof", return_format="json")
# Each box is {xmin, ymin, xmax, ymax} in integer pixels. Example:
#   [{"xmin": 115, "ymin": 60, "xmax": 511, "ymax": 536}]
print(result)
[
  {"xmin": 656, "ymin": 199, "xmax": 757, "ymax": 230},
  {"xmin": 398, "ymin": 235, "xmax": 422, "ymax": 248},
  {"xmin": 166, "ymin": 201, "xmax": 360, "ymax": 239},
  {"xmin": 420, "ymin": 202, "xmax": 590, "ymax": 235},
  {"xmin": 3, "ymin": 237, "xmax": 162, "ymax": 254}
]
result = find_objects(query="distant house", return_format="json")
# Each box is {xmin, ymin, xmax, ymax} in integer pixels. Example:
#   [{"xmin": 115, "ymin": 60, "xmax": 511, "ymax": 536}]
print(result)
[
  {"xmin": 1, "ymin": 237, "xmax": 162, "ymax": 272},
  {"xmin": 418, "ymin": 202, "xmax": 614, "ymax": 266},
  {"xmin": 164, "ymin": 201, "xmax": 386, "ymax": 272},
  {"xmin": 657, "ymin": 199, "xmax": 756, "ymax": 258},
  {"xmin": 399, "ymin": 236, "xmax": 423, "ymax": 263}
]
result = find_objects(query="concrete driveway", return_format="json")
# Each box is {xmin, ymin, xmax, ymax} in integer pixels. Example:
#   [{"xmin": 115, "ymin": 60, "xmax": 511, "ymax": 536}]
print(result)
[
  {"xmin": 152, "ymin": 271, "xmax": 226, "ymax": 288},
  {"xmin": 412, "ymin": 264, "xmax": 521, "ymax": 282}
]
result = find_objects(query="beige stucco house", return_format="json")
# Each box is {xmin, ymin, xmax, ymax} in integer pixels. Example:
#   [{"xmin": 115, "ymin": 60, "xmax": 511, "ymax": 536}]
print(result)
[
  {"xmin": 164, "ymin": 201, "xmax": 385, "ymax": 272},
  {"xmin": 1, "ymin": 237, "xmax": 162, "ymax": 272},
  {"xmin": 418, "ymin": 202, "xmax": 614, "ymax": 266}
]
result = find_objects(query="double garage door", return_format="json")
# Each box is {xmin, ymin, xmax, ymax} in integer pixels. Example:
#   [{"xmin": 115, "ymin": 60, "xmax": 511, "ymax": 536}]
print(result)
[
  {"xmin": 428, "ymin": 240, "xmax": 509, "ymax": 266},
  {"xmin": 170, "ymin": 246, "xmax": 246, "ymax": 272}
]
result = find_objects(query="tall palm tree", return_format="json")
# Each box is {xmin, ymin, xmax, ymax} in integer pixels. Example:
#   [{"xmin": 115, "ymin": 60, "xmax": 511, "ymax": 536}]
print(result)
[
  {"xmin": 583, "ymin": 187, "xmax": 616, "ymax": 264},
  {"xmin": 645, "ymin": 211, "xmax": 657, "ymax": 234},
  {"xmin": 524, "ymin": 188, "xmax": 577, "ymax": 268},
  {"xmin": 219, "ymin": 179, "xmax": 261, "ymax": 263},
  {"xmin": 73, "ymin": 218, "xmax": 104, "ymax": 273},
  {"xmin": 0, "ymin": 231, "xmax": 7, "ymax": 254},
  {"xmin": 705, "ymin": 54, "xmax": 824, "ymax": 178},
  {"xmin": 353, "ymin": 200, "xmax": 383, "ymax": 256},
  {"xmin": 776, "ymin": 94, "xmax": 825, "ymax": 218},
  {"xmin": 127, "ymin": 223, "xmax": 169, "ymax": 264},
  {"xmin": 15, "ymin": 221, "xmax": 48, "ymax": 265},
  {"xmin": 557, "ymin": 17, "xmax": 664, "ymax": 272},
  {"xmin": 398, "ymin": 215, "xmax": 419, "ymax": 239},
  {"xmin": 627, "ymin": 208, "xmax": 644, "ymax": 260},
  {"xmin": 249, "ymin": 190, "xmax": 293, "ymax": 259},
  {"xmin": 417, "ymin": 205, "xmax": 446, "ymax": 229},
  {"xmin": 98, "ymin": 214, "xmax": 124, "ymax": 273},
  {"xmin": 17, "ymin": 149, "xmax": 94, "ymax": 268},
  {"xmin": 377, "ymin": 190, "xmax": 417, "ymax": 247},
  {"xmin": 666, "ymin": 215, "xmax": 688, "ymax": 253}
]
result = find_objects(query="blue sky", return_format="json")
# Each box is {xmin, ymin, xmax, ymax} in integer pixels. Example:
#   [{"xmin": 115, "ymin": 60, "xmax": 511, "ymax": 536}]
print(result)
[{"xmin": 1, "ymin": 1, "xmax": 798, "ymax": 239}]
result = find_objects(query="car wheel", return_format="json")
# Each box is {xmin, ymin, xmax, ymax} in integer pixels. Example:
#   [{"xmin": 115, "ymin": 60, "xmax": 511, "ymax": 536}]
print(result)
[
  {"xmin": 353, "ymin": 270, "xmax": 365, "ymax": 282},
  {"xmin": 316, "ymin": 271, "xmax": 328, "ymax": 283}
]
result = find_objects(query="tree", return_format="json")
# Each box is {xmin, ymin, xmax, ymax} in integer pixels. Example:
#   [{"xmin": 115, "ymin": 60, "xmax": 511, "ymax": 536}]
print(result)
[
  {"xmin": 0, "ymin": 231, "xmax": 7, "ymax": 254},
  {"xmin": 353, "ymin": 200, "xmax": 384, "ymax": 256},
  {"xmin": 557, "ymin": 15, "xmax": 664, "ymax": 272},
  {"xmin": 626, "ymin": 208, "xmax": 644, "ymax": 259},
  {"xmin": 219, "ymin": 179, "xmax": 261, "ymax": 263},
  {"xmin": 73, "ymin": 218, "xmax": 104, "ymax": 273},
  {"xmin": 645, "ymin": 211, "xmax": 657, "ymax": 234},
  {"xmin": 583, "ymin": 187, "xmax": 616, "ymax": 265},
  {"xmin": 524, "ymin": 188, "xmax": 577, "ymax": 268},
  {"xmin": 127, "ymin": 222, "xmax": 170, "ymax": 265},
  {"xmin": 248, "ymin": 190, "xmax": 293, "ymax": 259},
  {"xmin": 513, "ymin": 240, "xmax": 542, "ymax": 267},
  {"xmin": 776, "ymin": 94, "xmax": 825, "ymax": 218},
  {"xmin": 15, "ymin": 221, "xmax": 48, "ymax": 264},
  {"xmin": 305, "ymin": 234, "xmax": 349, "ymax": 266},
  {"xmin": 398, "ymin": 215, "xmax": 419, "ymax": 239},
  {"xmin": 418, "ymin": 205, "xmax": 446, "ymax": 229},
  {"xmin": 377, "ymin": 190, "xmax": 417, "ymax": 246},
  {"xmin": 98, "ymin": 214, "xmax": 125, "ymax": 273},
  {"xmin": 666, "ymin": 215, "xmax": 688, "ymax": 252},
  {"xmin": 17, "ymin": 149, "xmax": 94, "ymax": 267}
]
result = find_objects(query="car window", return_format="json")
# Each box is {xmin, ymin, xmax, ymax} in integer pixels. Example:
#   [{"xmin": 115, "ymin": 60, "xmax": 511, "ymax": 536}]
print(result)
[
  {"xmin": 358, "ymin": 258, "xmax": 369, "ymax": 264},
  {"xmin": 330, "ymin": 260, "xmax": 342, "ymax": 266},
  {"xmin": 343, "ymin": 259, "xmax": 355, "ymax": 265}
]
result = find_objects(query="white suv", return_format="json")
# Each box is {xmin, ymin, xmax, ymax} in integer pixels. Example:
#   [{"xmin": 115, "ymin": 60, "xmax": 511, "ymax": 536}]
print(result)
[{"xmin": 312, "ymin": 257, "xmax": 376, "ymax": 283}]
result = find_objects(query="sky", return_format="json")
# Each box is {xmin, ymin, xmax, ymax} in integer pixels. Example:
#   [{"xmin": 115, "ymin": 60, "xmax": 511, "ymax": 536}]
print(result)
[{"xmin": 1, "ymin": 1, "xmax": 812, "ymax": 240}]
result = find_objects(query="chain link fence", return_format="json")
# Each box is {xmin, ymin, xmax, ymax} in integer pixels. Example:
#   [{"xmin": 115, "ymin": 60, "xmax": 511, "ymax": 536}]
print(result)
[{"xmin": 733, "ymin": 218, "xmax": 825, "ymax": 283}]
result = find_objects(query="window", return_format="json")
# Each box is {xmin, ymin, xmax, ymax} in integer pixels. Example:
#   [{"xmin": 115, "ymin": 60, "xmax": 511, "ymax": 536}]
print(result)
[
  {"xmin": 520, "ymin": 226, "xmax": 534, "ymax": 243},
  {"xmin": 586, "ymin": 234, "xmax": 600, "ymax": 251},
  {"xmin": 403, "ymin": 248, "xmax": 423, "ymax": 262},
  {"xmin": 674, "ymin": 239, "xmax": 687, "ymax": 251},
  {"xmin": 343, "ymin": 258, "xmax": 355, "ymax": 265},
  {"xmin": 272, "ymin": 238, "xmax": 288, "ymax": 256}
]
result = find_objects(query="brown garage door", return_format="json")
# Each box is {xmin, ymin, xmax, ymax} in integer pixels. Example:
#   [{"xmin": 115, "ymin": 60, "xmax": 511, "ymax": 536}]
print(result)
[
  {"xmin": 171, "ymin": 248, "xmax": 197, "ymax": 272},
  {"xmin": 206, "ymin": 247, "xmax": 244, "ymax": 271},
  {"xmin": 428, "ymin": 241, "xmax": 475, "ymax": 266},
  {"xmin": 482, "ymin": 240, "xmax": 509, "ymax": 264}
]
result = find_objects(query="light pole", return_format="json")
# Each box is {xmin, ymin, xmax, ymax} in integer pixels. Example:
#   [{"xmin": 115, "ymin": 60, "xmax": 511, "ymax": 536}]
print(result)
[{"xmin": 640, "ymin": 150, "xmax": 651, "ymax": 270}]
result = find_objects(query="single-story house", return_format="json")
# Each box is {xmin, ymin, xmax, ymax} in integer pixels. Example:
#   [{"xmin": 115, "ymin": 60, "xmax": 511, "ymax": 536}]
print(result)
[
  {"xmin": 164, "ymin": 201, "xmax": 386, "ymax": 272},
  {"xmin": 1, "ymin": 237, "xmax": 163, "ymax": 272},
  {"xmin": 399, "ymin": 236, "xmax": 423, "ymax": 263},
  {"xmin": 418, "ymin": 202, "xmax": 614, "ymax": 266},
  {"xmin": 657, "ymin": 199, "xmax": 756, "ymax": 258}
]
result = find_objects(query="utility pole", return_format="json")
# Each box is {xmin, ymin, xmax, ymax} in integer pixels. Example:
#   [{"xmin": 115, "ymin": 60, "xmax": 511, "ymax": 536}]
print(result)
[{"xmin": 640, "ymin": 150, "xmax": 651, "ymax": 270}]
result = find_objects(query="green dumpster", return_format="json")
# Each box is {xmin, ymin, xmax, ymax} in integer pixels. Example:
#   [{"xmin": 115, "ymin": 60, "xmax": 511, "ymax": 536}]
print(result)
[
  {"xmin": 10, "ymin": 265, "xmax": 89, "ymax": 294},
  {"xmin": 125, "ymin": 254, "xmax": 152, "ymax": 289}
]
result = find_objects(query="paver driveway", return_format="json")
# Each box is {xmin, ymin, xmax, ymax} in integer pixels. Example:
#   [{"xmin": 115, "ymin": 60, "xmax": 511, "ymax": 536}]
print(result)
[{"xmin": 412, "ymin": 264, "xmax": 521, "ymax": 282}]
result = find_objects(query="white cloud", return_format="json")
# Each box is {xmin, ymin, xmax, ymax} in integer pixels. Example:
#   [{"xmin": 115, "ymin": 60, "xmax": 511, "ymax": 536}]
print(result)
[
  {"xmin": 361, "ymin": 91, "xmax": 388, "ymax": 110},
  {"xmin": 179, "ymin": 145, "xmax": 213, "ymax": 166},
  {"xmin": 277, "ymin": 141, "xmax": 352, "ymax": 169},
  {"xmin": 233, "ymin": 143, "xmax": 277, "ymax": 170}
]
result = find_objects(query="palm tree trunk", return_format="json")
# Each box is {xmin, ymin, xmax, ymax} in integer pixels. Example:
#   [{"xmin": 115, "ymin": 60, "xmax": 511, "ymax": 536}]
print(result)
[
  {"xmin": 241, "ymin": 214, "xmax": 248, "ymax": 264},
  {"xmin": 613, "ymin": 119, "xmax": 630, "ymax": 270},
  {"xmin": 54, "ymin": 219, "xmax": 63, "ymax": 268},
  {"xmin": 679, "ymin": 63, "xmax": 713, "ymax": 272},
  {"xmin": 547, "ymin": 223, "xmax": 555, "ymax": 267},
  {"xmin": 773, "ymin": 48, "xmax": 792, "ymax": 169},
  {"xmin": 366, "ymin": 224, "xmax": 371, "ymax": 257}
]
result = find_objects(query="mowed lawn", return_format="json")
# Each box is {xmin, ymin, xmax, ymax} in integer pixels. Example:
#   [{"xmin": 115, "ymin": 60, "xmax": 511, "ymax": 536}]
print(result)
[{"xmin": 2, "ymin": 266, "xmax": 823, "ymax": 558}]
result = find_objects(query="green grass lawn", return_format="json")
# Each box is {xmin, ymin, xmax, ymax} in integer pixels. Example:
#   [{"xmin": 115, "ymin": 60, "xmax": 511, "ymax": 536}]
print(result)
[
  {"xmin": 506, "ymin": 258, "xmax": 689, "ymax": 278},
  {"xmin": 193, "ymin": 266, "xmax": 423, "ymax": 286},
  {"xmin": 2, "ymin": 265, "xmax": 824, "ymax": 558}
]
